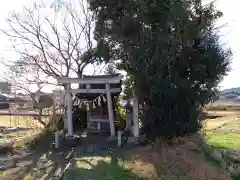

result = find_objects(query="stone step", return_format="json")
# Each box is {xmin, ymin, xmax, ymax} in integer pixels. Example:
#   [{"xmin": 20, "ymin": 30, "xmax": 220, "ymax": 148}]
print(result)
[
  {"xmin": 16, "ymin": 160, "xmax": 33, "ymax": 167},
  {"xmin": 0, "ymin": 160, "xmax": 16, "ymax": 171}
]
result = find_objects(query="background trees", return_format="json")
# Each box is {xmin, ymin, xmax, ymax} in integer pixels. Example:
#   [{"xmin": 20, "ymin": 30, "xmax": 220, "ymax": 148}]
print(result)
[
  {"xmin": 1, "ymin": 0, "xmax": 100, "ymax": 127},
  {"xmin": 88, "ymin": 0, "xmax": 232, "ymax": 138},
  {"xmin": 2, "ymin": 0, "xmax": 98, "ymax": 88}
]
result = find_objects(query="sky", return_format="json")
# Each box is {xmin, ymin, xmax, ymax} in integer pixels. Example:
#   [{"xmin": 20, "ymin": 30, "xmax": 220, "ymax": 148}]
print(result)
[
  {"xmin": 0, "ymin": 0, "xmax": 239, "ymax": 91},
  {"xmin": 214, "ymin": 0, "xmax": 240, "ymax": 89}
]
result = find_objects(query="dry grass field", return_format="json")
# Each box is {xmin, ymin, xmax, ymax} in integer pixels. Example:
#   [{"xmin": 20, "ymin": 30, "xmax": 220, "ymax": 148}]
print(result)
[
  {"xmin": 207, "ymin": 105, "xmax": 240, "ymax": 112},
  {"xmin": 0, "ymin": 115, "xmax": 48, "ymax": 145},
  {"xmin": 0, "ymin": 115, "xmax": 47, "ymax": 128},
  {"xmin": 204, "ymin": 105, "xmax": 240, "ymax": 149},
  {"xmin": 201, "ymin": 105, "xmax": 240, "ymax": 179}
]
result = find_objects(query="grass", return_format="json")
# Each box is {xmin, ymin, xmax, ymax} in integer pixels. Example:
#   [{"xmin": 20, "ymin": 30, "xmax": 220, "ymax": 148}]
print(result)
[
  {"xmin": 64, "ymin": 106, "xmax": 240, "ymax": 180},
  {"xmin": 0, "ymin": 115, "xmax": 51, "ymax": 153},
  {"xmin": 202, "ymin": 140, "xmax": 240, "ymax": 179},
  {"xmin": 203, "ymin": 117, "xmax": 237, "ymax": 131},
  {"xmin": 207, "ymin": 105, "xmax": 240, "ymax": 111},
  {"xmin": 65, "ymin": 160, "xmax": 146, "ymax": 180},
  {"xmin": 64, "ymin": 153, "xmax": 154, "ymax": 180},
  {"xmin": 204, "ymin": 130, "xmax": 240, "ymax": 178},
  {"xmin": 63, "ymin": 106, "xmax": 235, "ymax": 180},
  {"xmin": 63, "ymin": 138, "xmax": 232, "ymax": 180},
  {"xmin": 202, "ymin": 107, "xmax": 240, "ymax": 150},
  {"xmin": 0, "ymin": 115, "xmax": 46, "ymax": 128},
  {"xmin": 201, "ymin": 107, "xmax": 240, "ymax": 179},
  {"xmin": 205, "ymin": 131, "xmax": 240, "ymax": 150}
]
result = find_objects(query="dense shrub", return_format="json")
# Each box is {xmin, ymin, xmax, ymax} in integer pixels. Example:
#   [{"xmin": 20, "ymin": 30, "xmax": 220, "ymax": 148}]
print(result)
[{"xmin": 89, "ymin": 0, "xmax": 231, "ymax": 139}]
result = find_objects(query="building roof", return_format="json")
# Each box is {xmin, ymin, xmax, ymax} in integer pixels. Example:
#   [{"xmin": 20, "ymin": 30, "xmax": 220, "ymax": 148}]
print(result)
[
  {"xmin": 56, "ymin": 74, "xmax": 123, "ymax": 85},
  {"xmin": 56, "ymin": 74, "xmax": 123, "ymax": 100},
  {"xmin": 82, "ymin": 74, "xmax": 121, "ymax": 79},
  {"xmin": 75, "ymin": 93, "xmax": 119, "ymax": 100},
  {"xmin": 80, "ymin": 74, "xmax": 122, "ymax": 88},
  {"xmin": 76, "ymin": 74, "xmax": 122, "ymax": 99}
]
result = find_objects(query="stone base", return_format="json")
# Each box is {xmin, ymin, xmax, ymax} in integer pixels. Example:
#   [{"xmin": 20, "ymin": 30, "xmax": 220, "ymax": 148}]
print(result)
[
  {"xmin": 127, "ymin": 135, "xmax": 146, "ymax": 145},
  {"xmin": 127, "ymin": 137, "xmax": 139, "ymax": 144},
  {"xmin": 62, "ymin": 135, "xmax": 81, "ymax": 147},
  {"xmin": 108, "ymin": 136, "xmax": 117, "ymax": 141}
]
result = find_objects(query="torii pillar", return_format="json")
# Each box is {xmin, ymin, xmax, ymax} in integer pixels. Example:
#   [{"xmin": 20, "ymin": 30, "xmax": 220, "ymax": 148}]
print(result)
[
  {"xmin": 105, "ymin": 83, "xmax": 116, "ymax": 136},
  {"xmin": 132, "ymin": 90, "xmax": 139, "ymax": 138},
  {"xmin": 66, "ymin": 83, "xmax": 73, "ymax": 136}
]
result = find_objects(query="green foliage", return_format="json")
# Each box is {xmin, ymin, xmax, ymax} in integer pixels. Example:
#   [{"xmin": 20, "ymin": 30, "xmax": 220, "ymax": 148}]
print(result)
[
  {"xmin": 203, "ymin": 141, "xmax": 240, "ymax": 178},
  {"xmin": 89, "ymin": 0, "xmax": 231, "ymax": 138},
  {"xmin": 114, "ymin": 97, "xmax": 127, "ymax": 131},
  {"xmin": 104, "ymin": 63, "xmax": 118, "ymax": 75},
  {"xmin": 122, "ymin": 75, "xmax": 133, "ymax": 100},
  {"xmin": 205, "ymin": 132, "xmax": 240, "ymax": 150}
]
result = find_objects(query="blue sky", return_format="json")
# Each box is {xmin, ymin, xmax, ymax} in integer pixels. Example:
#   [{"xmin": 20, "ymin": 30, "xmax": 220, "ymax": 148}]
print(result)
[{"xmin": 0, "ymin": 0, "xmax": 239, "ymax": 90}]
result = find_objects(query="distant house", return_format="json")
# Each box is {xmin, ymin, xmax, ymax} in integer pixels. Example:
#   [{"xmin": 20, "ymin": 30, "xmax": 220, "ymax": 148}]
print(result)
[
  {"xmin": 0, "ymin": 94, "xmax": 9, "ymax": 109},
  {"xmin": 0, "ymin": 82, "xmax": 11, "ymax": 94},
  {"xmin": 0, "ymin": 93, "xmax": 33, "ymax": 109},
  {"xmin": 11, "ymin": 94, "xmax": 33, "ymax": 109}
]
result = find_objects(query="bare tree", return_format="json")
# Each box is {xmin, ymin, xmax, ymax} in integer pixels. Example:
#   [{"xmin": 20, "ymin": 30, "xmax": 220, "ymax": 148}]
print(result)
[
  {"xmin": 3, "ymin": 59, "xmax": 55, "ymax": 126},
  {"xmin": 2, "ymin": 0, "xmax": 96, "ymax": 83},
  {"xmin": 5, "ymin": 59, "xmax": 45, "ymax": 95},
  {"xmin": 0, "ymin": 0, "xmax": 103, "ymax": 130},
  {"xmin": 5, "ymin": 61, "xmax": 65, "ymax": 128}
]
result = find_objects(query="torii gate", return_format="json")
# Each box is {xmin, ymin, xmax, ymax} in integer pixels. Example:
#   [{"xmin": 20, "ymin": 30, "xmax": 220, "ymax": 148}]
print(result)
[{"xmin": 56, "ymin": 75, "xmax": 139, "ymax": 138}]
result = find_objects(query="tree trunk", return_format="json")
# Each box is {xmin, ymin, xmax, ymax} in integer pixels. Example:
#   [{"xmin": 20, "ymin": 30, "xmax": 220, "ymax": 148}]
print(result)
[
  {"xmin": 77, "ymin": 69, "xmax": 83, "ymax": 89},
  {"xmin": 37, "ymin": 108, "xmax": 46, "ymax": 126}
]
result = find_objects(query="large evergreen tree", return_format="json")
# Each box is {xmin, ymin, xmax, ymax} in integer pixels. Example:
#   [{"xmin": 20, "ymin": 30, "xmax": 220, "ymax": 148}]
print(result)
[{"xmin": 89, "ymin": 0, "xmax": 232, "ymax": 138}]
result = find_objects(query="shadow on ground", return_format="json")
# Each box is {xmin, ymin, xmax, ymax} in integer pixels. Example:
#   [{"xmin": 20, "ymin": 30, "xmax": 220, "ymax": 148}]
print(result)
[
  {"xmin": 62, "ymin": 134, "xmax": 154, "ymax": 180},
  {"xmin": 62, "ymin": 134, "xmax": 232, "ymax": 180},
  {"xmin": 1, "ymin": 133, "xmax": 70, "ymax": 180},
  {"xmin": 1, "ymin": 130, "xmax": 233, "ymax": 180},
  {"xmin": 64, "ymin": 153, "xmax": 148, "ymax": 180}
]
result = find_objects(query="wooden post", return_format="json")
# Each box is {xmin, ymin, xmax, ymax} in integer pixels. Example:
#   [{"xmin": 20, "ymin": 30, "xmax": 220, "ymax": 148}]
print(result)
[
  {"xmin": 66, "ymin": 83, "xmax": 73, "ymax": 136},
  {"xmin": 133, "ymin": 91, "xmax": 139, "ymax": 138},
  {"xmin": 64, "ymin": 113, "xmax": 68, "ymax": 130},
  {"xmin": 55, "ymin": 130, "xmax": 60, "ymax": 149},
  {"xmin": 87, "ymin": 111, "xmax": 90, "ymax": 129},
  {"xmin": 98, "ymin": 122, "xmax": 100, "ymax": 131},
  {"xmin": 105, "ymin": 83, "xmax": 115, "ymax": 136},
  {"xmin": 64, "ymin": 90, "xmax": 68, "ymax": 130},
  {"xmin": 118, "ymin": 131, "xmax": 122, "ymax": 147}
]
